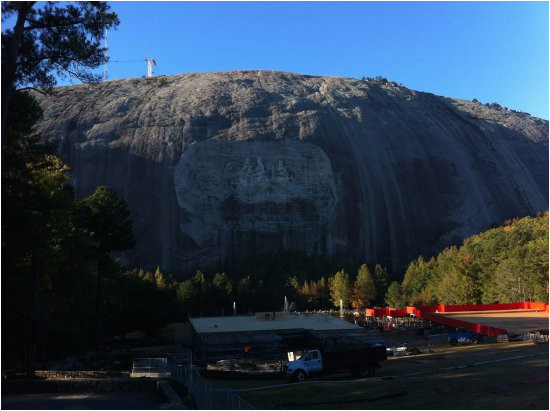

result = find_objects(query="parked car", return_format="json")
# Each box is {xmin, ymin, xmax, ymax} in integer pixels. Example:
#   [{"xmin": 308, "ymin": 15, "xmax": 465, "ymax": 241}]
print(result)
[
  {"xmin": 447, "ymin": 328, "xmax": 483, "ymax": 345},
  {"xmin": 385, "ymin": 340, "xmax": 398, "ymax": 355}
]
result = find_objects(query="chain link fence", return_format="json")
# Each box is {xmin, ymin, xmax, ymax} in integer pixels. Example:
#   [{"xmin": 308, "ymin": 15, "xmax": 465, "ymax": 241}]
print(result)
[
  {"xmin": 169, "ymin": 350, "xmax": 256, "ymax": 410},
  {"xmin": 131, "ymin": 357, "xmax": 168, "ymax": 378}
]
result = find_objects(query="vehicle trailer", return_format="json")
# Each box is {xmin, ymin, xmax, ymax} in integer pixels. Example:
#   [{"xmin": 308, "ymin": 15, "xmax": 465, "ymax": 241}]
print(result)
[{"xmin": 285, "ymin": 343, "xmax": 387, "ymax": 382}]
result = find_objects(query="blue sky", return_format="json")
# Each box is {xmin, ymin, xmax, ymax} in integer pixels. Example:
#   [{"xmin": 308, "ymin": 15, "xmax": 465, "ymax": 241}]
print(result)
[{"xmin": 6, "ymin": 1, "xmax": 550, "ymax": 119}]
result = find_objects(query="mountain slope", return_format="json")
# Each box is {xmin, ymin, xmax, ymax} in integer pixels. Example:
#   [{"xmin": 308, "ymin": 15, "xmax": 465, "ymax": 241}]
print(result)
[{"xmin": 33, "ymin": 70, "xmax": 549, "ymax": 274}]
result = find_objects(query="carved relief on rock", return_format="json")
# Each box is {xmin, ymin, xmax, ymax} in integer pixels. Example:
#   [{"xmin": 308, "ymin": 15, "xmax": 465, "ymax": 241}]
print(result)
[{"xmin": 173, "ymin": 140, "xmax": 337, "ymax": 245}]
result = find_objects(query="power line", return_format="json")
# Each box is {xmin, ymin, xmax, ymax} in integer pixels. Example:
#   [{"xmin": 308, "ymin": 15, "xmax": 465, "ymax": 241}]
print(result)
[
  {"xmin": 103, "ymin": 58, "xmax": 158, "ymax": 78},
  {"xmin": 110, "ymin": 60, "xmax": 143, "ymax": 63}
]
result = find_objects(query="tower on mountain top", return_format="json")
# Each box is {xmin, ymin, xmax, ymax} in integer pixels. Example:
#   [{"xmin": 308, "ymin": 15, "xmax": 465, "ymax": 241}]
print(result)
[{"xmin": 145, "ymin": 58, "xmax": 156, "ymax": 77}]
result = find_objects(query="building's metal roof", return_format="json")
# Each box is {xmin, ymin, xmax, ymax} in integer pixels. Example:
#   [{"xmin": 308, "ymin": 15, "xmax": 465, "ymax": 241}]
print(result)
[{"xmin": 190, "ymin": 313, "xmax": 360, "ymax": 334}]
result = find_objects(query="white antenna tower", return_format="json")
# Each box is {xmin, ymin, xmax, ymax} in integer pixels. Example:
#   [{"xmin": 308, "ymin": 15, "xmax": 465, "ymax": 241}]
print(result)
[
  {"xmin": 103, "ymin": 29, "xmax": 108, "ymax": 81},
  {"xmin": 145, "ymin": 58, "xmax": 156, "ymax": 77}
]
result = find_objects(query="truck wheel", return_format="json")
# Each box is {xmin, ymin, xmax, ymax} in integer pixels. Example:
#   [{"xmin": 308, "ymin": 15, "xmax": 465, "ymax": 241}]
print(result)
[
  {"xmin": 470, "ymin": 337, "xmax": 479, "ymax": 344},
  {"xmin": 293, "ymin": 370, "xmax": 306, "ymax": 382},
  {"xmin": 359, "ymin": 364, "xmax": 375, "ymax": 378},
  {"xmin": 449, "ymin": 338, "xmax": 458, "ymax": 346}
]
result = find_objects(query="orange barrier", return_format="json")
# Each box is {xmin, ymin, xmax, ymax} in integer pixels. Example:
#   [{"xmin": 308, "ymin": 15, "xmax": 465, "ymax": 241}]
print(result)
[
  {"xmin": 366, "ymin": 302, "xmax": 549, "ymax": 317},
  {"xmin": 365, "ymin": 307, "xmax": 408, "ymax": 317},
  {"xmin": 420, "ymin": 312, "xmax": 507, "ymax": 336},
  {"xmin": 365, "ymin": 301, "xmax": 548, "ymax": 337}
]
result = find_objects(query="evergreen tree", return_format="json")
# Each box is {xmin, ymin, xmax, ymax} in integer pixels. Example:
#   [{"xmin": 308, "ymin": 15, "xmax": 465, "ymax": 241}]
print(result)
[
  {"xmin": 330, "ymin": 270, "xmax": 352, "ymax": 308},
  {"xmin": 79, "ymin": 186, "xmax": 135, "ymax": 254},
  {"xmin": 237, "ymin": 276, "xmax": 255, "ymax": 313},
  {"xmin": 2, "ymin": 1, "xmax": 119, "ymax": 137},
  {"xmin": 176, "ymin": 279, "xmax": 197, "ymax": 315},
  {"xmin": 385, "ymin": 282, "xmax": 407, "ymax": 308},
  {"xmin": 317, "ymin": 276, "xmax": 331, "ymax": 309},
  {"xmin": 352, "ymin": 264, "xmax": 376, "ymax": 309},
  {"xmin": 212, "ymin": 272, "xmax": 233, "ymax": 315},
  {"xmin": 78, "ymin": 186, "xmax": 135, "ymax": 345},
  {"xmin": 373, "ymin": 264, "xmax": 389, "ymax": 306},
  {"xmin": 2, "ymin": 154, "xmax": 75, "ymax": 376},
  {"xmin": 213, "ymin": 272, "xmax": 233, "ymax": 295},
  {"xmin": 309, "ymin": 280, "xmax": 319, "ymax": 309}
]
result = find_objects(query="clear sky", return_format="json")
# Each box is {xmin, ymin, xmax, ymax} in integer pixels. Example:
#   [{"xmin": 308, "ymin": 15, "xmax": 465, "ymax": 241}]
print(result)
[{"xmin": 8, "ymin": 1, "xmax": 550, "ymax": 119}]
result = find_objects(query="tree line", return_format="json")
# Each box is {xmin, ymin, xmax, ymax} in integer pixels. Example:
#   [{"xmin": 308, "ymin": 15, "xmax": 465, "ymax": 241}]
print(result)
[
  {"xmin": 128, "ymin": 260, "xmax": 390, "ymax": 317},
  {"xmin": 1, "ymin": 1, "xmax": 393, "ymax": 374},
  {"xmin": 384, "ymin": 212, "xmax": 549, "ymax": 308},
  {"xmin": 3, "ymin": 1, "xmax": 548, "ymax": 378}
]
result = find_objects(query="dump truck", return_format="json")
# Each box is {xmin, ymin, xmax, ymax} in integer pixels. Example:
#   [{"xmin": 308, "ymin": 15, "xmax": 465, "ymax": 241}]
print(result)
[{"xmin": 285, "ymin": 343, "xmax": 387, "ymax": 382}]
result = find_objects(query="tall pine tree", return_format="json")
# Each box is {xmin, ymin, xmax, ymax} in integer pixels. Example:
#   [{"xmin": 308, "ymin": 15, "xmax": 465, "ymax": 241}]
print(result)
[{"xmin": 352, "ymin": 264, "xmax": 376, "ymax": 309}]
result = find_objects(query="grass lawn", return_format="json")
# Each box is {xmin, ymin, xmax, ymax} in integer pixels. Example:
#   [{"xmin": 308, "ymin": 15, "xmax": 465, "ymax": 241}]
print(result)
[{"xmin": 218, "ymin": 341, "xmax": 548, "ymax": 409}]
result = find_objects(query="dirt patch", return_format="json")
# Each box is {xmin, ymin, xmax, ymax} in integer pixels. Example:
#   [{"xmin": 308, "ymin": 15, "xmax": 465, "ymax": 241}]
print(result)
[{"xmin": 436, "ymin": 310, "xmax": 549, "ymax": 334}]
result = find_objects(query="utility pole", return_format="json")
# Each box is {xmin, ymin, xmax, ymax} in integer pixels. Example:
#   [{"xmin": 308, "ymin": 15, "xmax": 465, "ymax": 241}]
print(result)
[{"xmin": 145, "ymin": 58, "xmax": 156, "ymax": 77}]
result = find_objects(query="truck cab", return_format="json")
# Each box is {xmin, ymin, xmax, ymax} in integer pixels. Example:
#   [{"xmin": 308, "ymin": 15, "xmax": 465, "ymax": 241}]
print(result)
[
  {"xmin": 286, "ymin": 344, "xmax": 385, "ymax": 382},
  {"xmin": 286, "ymin": 349, "xmax": 323, "ymax": 381}
]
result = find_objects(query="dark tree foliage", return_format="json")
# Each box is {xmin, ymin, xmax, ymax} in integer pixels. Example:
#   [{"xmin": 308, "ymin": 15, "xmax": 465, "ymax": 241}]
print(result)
[
  {"xmin": 373, "ymin": 264, "xmax": 389, "ymax": 306},
  {"xmin": 1, "ymin": 1, "xmax": 119, "ymax": 376},
  {"xmin": 78, "ymin": 186, "xmax": 135, "ymax": 345},
  {"xmin": 104, "ymin": 268, "xmax": 177, "ymax": 338},
  {"xmin": 78, "ymin": 186, "xmax": 135, "ymax": 254},
  {"xmin": 1, "ymin": 1, "xmax": 119, "ymax": 137}
]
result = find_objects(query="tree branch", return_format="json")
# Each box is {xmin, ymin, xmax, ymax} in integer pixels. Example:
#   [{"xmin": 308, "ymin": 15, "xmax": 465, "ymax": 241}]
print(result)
[
  {"xmin": 17, "ymin": 86, "xmax": 48, "ymax": 95},
  {"xmin": 24, "ymin": 18, "xmax": 88, "ymax": 31}
]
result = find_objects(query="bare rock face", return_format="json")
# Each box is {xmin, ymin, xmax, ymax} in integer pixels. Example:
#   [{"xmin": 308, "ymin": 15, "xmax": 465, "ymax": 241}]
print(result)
[{"xmin": 34, "ymin": 71, "xmax": 549, "ymax": 274}]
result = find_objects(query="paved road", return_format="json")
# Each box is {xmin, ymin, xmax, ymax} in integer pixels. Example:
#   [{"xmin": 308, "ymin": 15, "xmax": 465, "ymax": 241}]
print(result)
[{"xmin": 1, "ymin": 392, "xmax": 162, "ymax": 410}]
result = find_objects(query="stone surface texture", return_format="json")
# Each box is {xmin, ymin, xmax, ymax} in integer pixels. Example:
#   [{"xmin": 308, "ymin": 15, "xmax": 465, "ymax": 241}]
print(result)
[{"xmin": 33, "ymin": 70, "xmax": 549, "ymax": 274}]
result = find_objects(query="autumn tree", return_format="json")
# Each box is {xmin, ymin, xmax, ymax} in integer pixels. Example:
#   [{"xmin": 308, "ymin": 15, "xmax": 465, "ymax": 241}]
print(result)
[
  {"xmin": 402, "ymin": 256, "xmax": 438, "ymax": 305},
  {"xmin": 153, "ymin": 266, "xmax": 167, "ymax": 289},
  {"xmin": 352, "ymin": 264, "xmax": 376, "ymax": 309},
  {"xmin": 330, "ymin": 270, "xmax": 352, "ymax": 308}
]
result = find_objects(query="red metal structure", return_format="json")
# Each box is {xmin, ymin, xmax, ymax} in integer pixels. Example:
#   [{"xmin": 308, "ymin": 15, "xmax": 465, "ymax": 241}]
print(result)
[{"xmin": 365, "ymin": 302, "xmax": 549, "ymax": 336}]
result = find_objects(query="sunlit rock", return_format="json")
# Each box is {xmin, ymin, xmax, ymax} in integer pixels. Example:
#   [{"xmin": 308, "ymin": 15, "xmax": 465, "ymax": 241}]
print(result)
[{"xmin": 34, "ymin": 71, "xmax": 549, "ymax": 274}]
